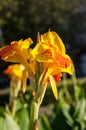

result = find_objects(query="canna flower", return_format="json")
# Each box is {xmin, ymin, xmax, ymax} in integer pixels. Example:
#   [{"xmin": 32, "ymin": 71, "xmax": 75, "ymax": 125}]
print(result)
[
  {"xmin": 0, "ymin": 38, "xmax": 34, "ymax": 78},
  {"xmin": 0, "ymin": 31, "xmax": 74, "ymax": 130},
  {"xmin": 4, "ymin": 64, "xmax": 26, "ymax": 79},
  {"xmin": 4, "ymin": 64, "xmax": 28, "ymax": 93},
  {"xmin": 32, "ymin": 31, "xmax": 74, "ymax": 99}
]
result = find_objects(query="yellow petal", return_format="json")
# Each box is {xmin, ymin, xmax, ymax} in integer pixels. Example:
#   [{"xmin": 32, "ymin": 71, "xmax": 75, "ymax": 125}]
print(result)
[
  {"xmin": 49, "ymin": 76, "xmax": 58, "ymax": 100},
  {"xmin": 20, "ymin": 38, "xmax": 33, "ymax": 50},
  {"xmin": 45, "ymin": 63, "xmax": 61, "ymax": 77},
  {"xmin": 42, "ymin": 31, "xmax": 66, "ymax": 54},
  {"xmin": 11, "ymin": 64, "xmax": 23, "ymax": 79},
  {"xmin": 62, "ymin": 59, "xmax": 74, "ymax": 75},
  {"xmin": 11, "ymin": 38, "xmax": 33, "ymax": 51},
  {"xmin": 4, "ymin": 53, "xmax": 34, "ymax": 77},
  {"xmin": 32, "ymin": 42, "xmax": 53, "ymax": 62}
]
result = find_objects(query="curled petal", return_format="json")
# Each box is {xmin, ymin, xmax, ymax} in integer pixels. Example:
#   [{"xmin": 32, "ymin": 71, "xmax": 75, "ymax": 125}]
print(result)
[
  {"xmin": 32, "ymin": 42, "xmax": 53, "ymax": 62},
  {"xmin": 42, "ymin": 31, "xmax": 66, "ymax": 54},
  {"xmin": 11, "ymin": 38, "xmax": 33, "ymax": 52},
  {"xmin": 62, "ymin": 60, "xmax": 74, "ymax": 75}
]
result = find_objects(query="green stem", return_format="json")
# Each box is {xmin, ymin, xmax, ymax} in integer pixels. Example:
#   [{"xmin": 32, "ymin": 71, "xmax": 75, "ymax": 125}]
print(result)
[
  {"xmin": 30, "ymin": 100, "xmax": 39, "ymax": 130},
  {"xmin": 11, "ymin": 79, "xmax": 21, "ymax": 117},
  {"xmin": 30, "ymin": 80, "xmax": 47, "ymax": 130}
]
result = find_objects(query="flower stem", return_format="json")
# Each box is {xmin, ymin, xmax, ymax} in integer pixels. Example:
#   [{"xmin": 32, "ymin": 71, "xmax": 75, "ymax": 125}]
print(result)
[
  {"xmin": 11, "ymin": 79, "xmax": 21, "ymax": 117},
  {"xmin": 30, "ymin": 100, "xmax": 39, "ymax": 130},
  {"xmin": 30, "ymin": 80, "xmax": 47, "ymax": 130}
]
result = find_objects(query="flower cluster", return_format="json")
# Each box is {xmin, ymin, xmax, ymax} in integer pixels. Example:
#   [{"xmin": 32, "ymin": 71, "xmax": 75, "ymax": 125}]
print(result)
[{"xmin": 0, "ymin": 31, "xmax": 74, "ymax": 99}]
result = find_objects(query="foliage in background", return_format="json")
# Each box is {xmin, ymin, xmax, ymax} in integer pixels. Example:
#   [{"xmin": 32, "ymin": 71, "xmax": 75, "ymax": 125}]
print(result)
[
  {"xmin": 0, "ymin": 0, "xmax": 78, "ymax": 44},
  {"xmin": 51, "ymin": 74, "xmax": 86, "ymax": 130},
  {"xmin": 0, "ymin": 73, "xmax": 86, "ymax": 130}
]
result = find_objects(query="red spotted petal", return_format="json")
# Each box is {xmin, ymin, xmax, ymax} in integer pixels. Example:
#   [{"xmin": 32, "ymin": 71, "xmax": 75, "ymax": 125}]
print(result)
[
  {"xmin": 53, "ymin": 73, "xmax": 62, "ymax": 82},
  {"xmin": 0, "ymin": 45, "xmax": 13, "ymax": 58},
  {"xmin": 55, "ymin": 52, "xmax": 70, "ymax": 68}
]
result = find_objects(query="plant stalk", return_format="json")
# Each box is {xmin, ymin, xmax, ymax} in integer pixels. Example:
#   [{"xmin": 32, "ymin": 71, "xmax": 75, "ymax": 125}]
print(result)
[{"xmin": 30, "ymin": 80, "xmax": 47, "ymax": 130}]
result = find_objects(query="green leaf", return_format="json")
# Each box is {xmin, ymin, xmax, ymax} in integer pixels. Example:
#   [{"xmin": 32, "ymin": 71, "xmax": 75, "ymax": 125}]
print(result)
[
  {"xmin": 15, "ymin": 99, "xmax": 24, "ymax": 112},
  {"xmin": 3, "ymin": 113, "xmax": 20, "ymax": 130},
  {"xmin": 62, "ymin": 105, "xmax": 74, "ymax": 126},
  {"xmin": 39, "ymin": 114, "xmax": 52, "ymax": 130},
  {"xmin": 15, "ymin": 107, "xmax": 29, "ymax": 130},
  {"xmin": 76, "ymin": 98, "xmax": 86, "ymax": 122}
]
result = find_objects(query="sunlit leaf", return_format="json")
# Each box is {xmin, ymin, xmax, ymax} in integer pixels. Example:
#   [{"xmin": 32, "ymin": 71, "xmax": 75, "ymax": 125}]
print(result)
[{"xmin": 3, "ymin": 113, "xmax": 20, "ymax": 130}]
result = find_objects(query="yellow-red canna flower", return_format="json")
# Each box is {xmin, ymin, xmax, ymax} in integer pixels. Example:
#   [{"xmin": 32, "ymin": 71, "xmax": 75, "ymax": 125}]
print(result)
[
  {"xmin": 4, "ymin": 64, "xmax": 28, "ymax": 92},
  {"xmin": 0, "ymin": 38, "xmax": 34, "ymax": 77},
  {"xmin": 4, "ymin": 64, "xmax": 25, "ymax": 79},
  {"xmin": 32, "ymin": 31, "xmax": 74, "ymax": 74},
  {"xmin": 32, "ymin": 31, "xmax": 74, "ymax": 99}
]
